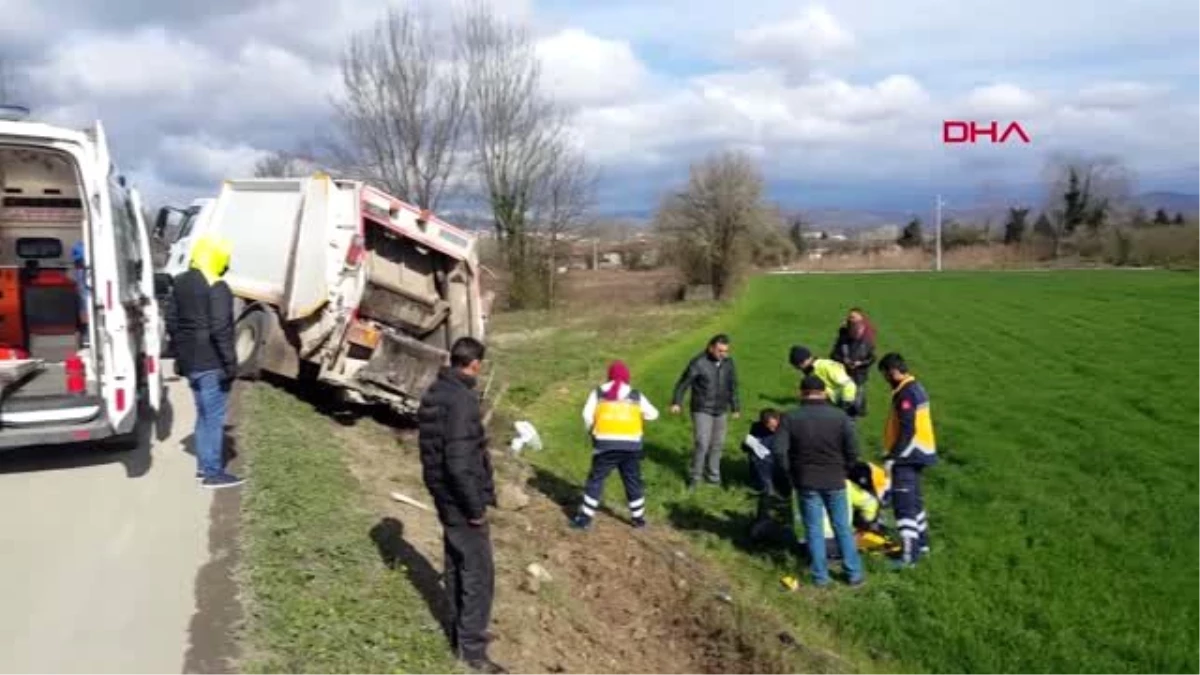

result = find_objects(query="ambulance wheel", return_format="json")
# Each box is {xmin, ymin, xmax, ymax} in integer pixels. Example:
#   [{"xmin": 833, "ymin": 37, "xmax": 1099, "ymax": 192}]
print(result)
[{"xmin": 235, "ymin": 309, "xmax": 267, "ymax": 380}]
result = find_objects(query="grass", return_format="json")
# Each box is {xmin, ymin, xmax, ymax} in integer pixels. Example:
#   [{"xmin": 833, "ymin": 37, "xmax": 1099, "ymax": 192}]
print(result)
[
  {"xmin": 518, "ymin": 269, "xmax": 1200, "ymax": 673},
  {"xmin": 236, "ymin": 384, "xmax": 458, "ymax": 674}
]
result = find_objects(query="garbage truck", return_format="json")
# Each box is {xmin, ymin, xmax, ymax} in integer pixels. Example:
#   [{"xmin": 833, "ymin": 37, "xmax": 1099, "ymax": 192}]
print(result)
[
  {"xmin": 153, "ymin": 174, "xmax": 489, "ymax": 414},
  {"xmin": 0, "ymin": 106, "xmax": 163, "ymax": 450}
]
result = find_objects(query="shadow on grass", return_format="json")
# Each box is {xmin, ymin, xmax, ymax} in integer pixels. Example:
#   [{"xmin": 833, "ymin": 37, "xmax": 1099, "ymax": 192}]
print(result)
[
  {"xmin": 528, "ymin": 465, "xmax": 625, "ymax": 522},
  {"xmin": 369, "ymin": 517, "xmax": 454, "ymax": 646},
  {"xmin": 643, "ymin": 440, "xmax": 692, "ymax": 484},
  {"xmin": 643, "ymin": 439, "xmax": 756, "ymax": 490},
  {"xmin": 665, "ymin": 501, "xmax": 803, "ymax": 568}
]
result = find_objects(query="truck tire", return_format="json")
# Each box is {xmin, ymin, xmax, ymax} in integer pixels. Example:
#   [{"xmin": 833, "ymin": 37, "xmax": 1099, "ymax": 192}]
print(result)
[{"xmin": 235, "ymin": 308, "xmax": 268, "ymax": 380}]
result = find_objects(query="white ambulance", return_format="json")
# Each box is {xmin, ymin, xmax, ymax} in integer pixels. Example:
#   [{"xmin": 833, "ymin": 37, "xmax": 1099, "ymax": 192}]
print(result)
[{"xmin": 0, "ymin": 106, "xmax": 163, "ymax": 451}]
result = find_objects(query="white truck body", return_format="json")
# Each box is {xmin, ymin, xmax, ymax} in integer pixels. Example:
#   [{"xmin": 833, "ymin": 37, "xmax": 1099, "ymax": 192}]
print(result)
[
  {"xmin": 0, "ymin": 111, "xmax": 163, "ymax": 450},
  {"xmin": 156, "ymin": 175, "xmax": 486, "ymax": 413}
]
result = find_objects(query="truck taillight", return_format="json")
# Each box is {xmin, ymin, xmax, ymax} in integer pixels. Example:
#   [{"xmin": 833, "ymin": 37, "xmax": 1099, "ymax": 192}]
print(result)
[
  {"xmin": 65, "ymin": 354, "xmax": 86, "ymax": 394},
  {"xmin": 345, "ymin": 235, "xmax": 366, "ymax": 268}
]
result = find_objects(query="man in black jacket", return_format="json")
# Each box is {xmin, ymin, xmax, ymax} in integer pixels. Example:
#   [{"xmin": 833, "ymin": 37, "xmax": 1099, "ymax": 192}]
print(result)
[
  {"xmin": 670, "ymin": 333, "xmax": 741, "ymax": 489},
  {"xmin": 774, "ymin": 375, "xmax": 864, "ymax": 587},
  {"xmin": 417, "ymin": 337, "xmax": 505, "ymax": 674},
  {"xmin": 829, "ymin": 307, "xmax": 876, "ymax": 417},
  {"xmin": 169, "ymin": 235, "xmax": 242, "ymax": 489}
]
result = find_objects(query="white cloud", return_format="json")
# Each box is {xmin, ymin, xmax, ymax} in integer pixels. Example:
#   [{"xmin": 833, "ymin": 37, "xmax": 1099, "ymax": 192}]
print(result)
[
  {"xmin": 964, "ymin": 84, "xmax": 1041, "ymax": 116},
  {"xmin": 8, "ymin": 0, "xmax": 1195, "ymax": 207},
  {"xmin": 1075, "ymin": 82, "xmax": 1169, "ymax": 110},
  {"xmin": 35, "ymin": 27, "xmax": 219, "ymax": 98},
  {"xmin": 535, "ymin": 29, "xmax": 649, "ymax": 106},
  {"xmin": 733, "ymin": 6, "xmax": 855, "ymax": 80},
  {"xmin": 158, "ymin": 135, "xmax": 268, "ymax": 184}
]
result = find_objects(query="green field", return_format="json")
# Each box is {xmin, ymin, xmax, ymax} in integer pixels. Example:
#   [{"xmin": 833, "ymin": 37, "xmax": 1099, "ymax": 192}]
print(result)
[{"xmin": 524, "ymin": 270, "xmax": 1199, "ymax": 673}]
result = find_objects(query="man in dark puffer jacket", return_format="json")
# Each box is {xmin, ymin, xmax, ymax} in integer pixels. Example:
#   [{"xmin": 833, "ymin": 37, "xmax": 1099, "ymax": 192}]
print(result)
[
  {"xmin": 417, "ymin": 337, "xmax": 505, "ymax": 674},
  {"xmin": 169, "ymin": 234, "xmax": 242, "ymax": 489}
]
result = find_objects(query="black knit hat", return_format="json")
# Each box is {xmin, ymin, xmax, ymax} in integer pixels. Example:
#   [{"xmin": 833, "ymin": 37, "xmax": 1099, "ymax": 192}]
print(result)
[
  {"xmin": 789, "ymin": 345, "xmax": 812, "ymax": 368},
  {"xmin": 800, "ymin": 374, "xmax": 826, "ymax": 392}
]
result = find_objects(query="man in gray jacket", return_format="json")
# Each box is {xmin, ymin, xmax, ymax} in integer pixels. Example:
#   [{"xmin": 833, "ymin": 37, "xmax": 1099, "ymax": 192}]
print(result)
[{"xmin": 670, "ymin": 334, "xmax": 741, "ymax": 489}]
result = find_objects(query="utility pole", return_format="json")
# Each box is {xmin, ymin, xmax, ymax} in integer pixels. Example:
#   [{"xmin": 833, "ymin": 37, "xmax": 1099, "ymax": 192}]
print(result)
[
  {"xmin": 935, "ymin": 194, "xmax": 945, "ymax": 272},
  {"xmin": 592, "ymin": 237, "xmax": 598, "ymax": 270}
]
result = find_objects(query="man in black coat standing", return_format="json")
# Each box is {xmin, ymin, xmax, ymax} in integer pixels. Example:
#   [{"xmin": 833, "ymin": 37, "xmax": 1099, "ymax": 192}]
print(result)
[
  {"xmin": 670, "ymin": 333, "xmax": 741, "ymax": 490},
  {"xmin": 417, "ymin": 337, "xmax": 505, "ymax": 674}
]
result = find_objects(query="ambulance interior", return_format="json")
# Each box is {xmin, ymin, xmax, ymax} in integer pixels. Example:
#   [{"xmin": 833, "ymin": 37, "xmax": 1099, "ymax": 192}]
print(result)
[{"xmin": 0, "ymin": 145, "xmax": 95, "ymax": 409}]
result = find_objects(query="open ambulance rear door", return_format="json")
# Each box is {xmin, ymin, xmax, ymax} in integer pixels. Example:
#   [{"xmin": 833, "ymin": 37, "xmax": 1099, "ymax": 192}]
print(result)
[{"xmin": 129, "ymin": 188, "xmax": 162, "ymax": 412}]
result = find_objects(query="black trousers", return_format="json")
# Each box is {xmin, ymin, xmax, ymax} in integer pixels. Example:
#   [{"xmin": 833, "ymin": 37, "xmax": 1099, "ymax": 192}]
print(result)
[
  {"xmin": 580, "ymin": 450, "xmax": 645, "ymax": 520},
  {"xmin": 443, "ymin": 522, "xmax": 495, "ymax": 661}
]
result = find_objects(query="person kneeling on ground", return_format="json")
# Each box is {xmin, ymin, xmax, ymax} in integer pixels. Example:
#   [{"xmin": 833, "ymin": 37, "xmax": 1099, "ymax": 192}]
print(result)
[
  {"xmin": 742, "ymin": 409, "xmax": 795, "ymax": 541},
  {"xmin": 774, "ymin": 375, "xmax": 865, "ymax": 587},
  {"xmin": 796, "ymin": 471, "xmax": 886, "ymax": 560},
  {"xmin": 789, "ymin": 345, "xmax": 859, "ymax": 418},
  {"xmin": 571, "ymin": 360, "xmax": 660, "ymax": 530}
]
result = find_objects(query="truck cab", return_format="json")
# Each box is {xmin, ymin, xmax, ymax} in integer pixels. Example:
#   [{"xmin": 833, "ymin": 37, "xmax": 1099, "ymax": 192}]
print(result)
[{"xmin": 0, "ymin": 106, "xmax": 163, "ymax": 450}]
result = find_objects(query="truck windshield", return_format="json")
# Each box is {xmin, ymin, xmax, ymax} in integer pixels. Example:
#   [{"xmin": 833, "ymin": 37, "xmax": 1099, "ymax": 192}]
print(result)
[{"xmin": 176, "ymin": 207, "xmax": 201, "ymax": 241}]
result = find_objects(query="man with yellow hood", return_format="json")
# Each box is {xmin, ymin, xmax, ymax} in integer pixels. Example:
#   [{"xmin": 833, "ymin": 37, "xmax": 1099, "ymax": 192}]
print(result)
[{"xmin": 168, "ymin": 234, "xmax": 244, "ymax": 489}]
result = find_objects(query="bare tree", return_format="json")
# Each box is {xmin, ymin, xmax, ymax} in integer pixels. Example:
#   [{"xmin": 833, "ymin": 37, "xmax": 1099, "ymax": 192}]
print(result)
[
  {"xmin": 253, "ymin": 149, "xmax": 316, "ymax": 178},
  {"xmin": 653, "ymin": 150, "xmax": 775, "ymax": 300},
  {"xmin": 334, "ymin": 5, "xmax": 468, "ymax": 210},
  {"xmin": 456, "ymin": 4, "xmax": 579, "ymax": 309},
  {"xmin": 1041, "ymin": 153, "xmax": 1135, "ymax": 256},
  {"xmin": 535, "ymin": 147, "xmax": 597, "ymax": 305}
]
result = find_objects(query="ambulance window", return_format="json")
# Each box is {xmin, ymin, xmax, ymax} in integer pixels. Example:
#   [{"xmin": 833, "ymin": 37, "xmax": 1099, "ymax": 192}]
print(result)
[{"xmin": 16, "ymin": 237, "xmax": 64, "ymax": 259}]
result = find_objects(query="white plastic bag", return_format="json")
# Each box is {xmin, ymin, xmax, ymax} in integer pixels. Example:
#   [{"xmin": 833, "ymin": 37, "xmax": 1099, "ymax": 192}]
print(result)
[{"xmin": 509, "ymin": 420, "xmax": 543, "ymax": 454}]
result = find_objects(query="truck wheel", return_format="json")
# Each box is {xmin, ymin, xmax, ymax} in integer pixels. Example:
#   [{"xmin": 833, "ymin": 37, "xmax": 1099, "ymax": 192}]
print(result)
[{"xmin": 235, "ymin": 309, "xmax": 268, "ymax": 380}]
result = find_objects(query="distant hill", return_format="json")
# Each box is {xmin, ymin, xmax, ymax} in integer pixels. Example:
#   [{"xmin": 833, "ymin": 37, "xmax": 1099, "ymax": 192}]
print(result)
[
  {"xmin": 444, "ymin": 190, "xmax": 1199, "ymax": 235},
  {"xmin": 1134, "ymin": 191, "xmax": 1199, "ymax": 216}
]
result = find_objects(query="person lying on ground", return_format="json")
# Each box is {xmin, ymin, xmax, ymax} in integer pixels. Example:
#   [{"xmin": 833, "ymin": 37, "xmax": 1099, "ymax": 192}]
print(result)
[
  {"xmin": 789, "ymin": 345, "xmax": 859, "ymax": 417},
  {"xmin": 571, "ymin": 360, "xmax": 660, "ymax": 531}
]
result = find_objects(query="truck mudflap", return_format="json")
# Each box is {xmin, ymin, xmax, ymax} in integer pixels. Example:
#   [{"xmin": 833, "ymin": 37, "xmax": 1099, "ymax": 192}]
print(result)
[{"xmin": 355, "ymin": 330, "xmax": 446, "ymax": 402}]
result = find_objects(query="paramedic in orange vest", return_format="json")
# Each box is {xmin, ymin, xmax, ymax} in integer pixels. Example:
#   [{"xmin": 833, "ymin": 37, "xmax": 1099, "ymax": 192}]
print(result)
[
  {"xmin": 571, "ymin": 361, "xmax": 660, "ymax": 530},
  {"xmin": 878, "ymin": 352, "xmax": 937, "ymax": 567}
]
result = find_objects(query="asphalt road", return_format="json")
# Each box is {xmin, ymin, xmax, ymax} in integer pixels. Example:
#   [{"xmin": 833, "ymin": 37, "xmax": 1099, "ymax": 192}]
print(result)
[{"xmin": 0, "ymin": 372, "xmax": 222, "ymax": 674}]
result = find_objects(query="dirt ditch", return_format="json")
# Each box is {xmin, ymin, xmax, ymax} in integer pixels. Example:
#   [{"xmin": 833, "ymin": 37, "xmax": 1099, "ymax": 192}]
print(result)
[{"xmin": 326, "ymin": 412, "xmax": 841, "ymax": 674}]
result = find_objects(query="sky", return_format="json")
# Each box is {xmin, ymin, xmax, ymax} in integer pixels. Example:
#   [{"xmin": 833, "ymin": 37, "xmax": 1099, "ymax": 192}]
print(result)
[{"xmin": 2, "ymin": 0, "xmax": 1197, "ymax": 215}]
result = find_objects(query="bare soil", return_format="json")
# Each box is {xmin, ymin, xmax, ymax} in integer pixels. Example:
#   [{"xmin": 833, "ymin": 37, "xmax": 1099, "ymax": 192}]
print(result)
[
  {"xmin": 485, "ymin": 269, "xmax": 683, "ymax": 313},
  {"xmin": 331, "ymin": 416, "xmax": 828, "ymax": 674}
]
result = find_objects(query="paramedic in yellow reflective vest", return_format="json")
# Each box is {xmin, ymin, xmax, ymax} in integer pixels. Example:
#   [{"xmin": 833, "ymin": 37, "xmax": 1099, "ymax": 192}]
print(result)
[
  {"xmin": 571, "ymin": 361, "xmax": 660, "ymax": 530},
  {"xmin": 797, "ymin": 477, "xmax": 883, "ymax": 558},
  {"xmin": 789, "ymin": 345, "xmax": 859, "ymax": 415},
  {"xmin": 878, "ymin": 352, "xmax": 937, "ymax": 566}
]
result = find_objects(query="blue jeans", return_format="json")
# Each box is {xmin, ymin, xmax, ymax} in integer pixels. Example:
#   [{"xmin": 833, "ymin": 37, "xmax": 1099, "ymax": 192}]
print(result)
[
  {"xmin": 799, "ymin": 488, "xmax": 864, "ymax": 585},
  {"xmin": 188, "ymin": 370, "xmax": 229, "ymax": 479}
]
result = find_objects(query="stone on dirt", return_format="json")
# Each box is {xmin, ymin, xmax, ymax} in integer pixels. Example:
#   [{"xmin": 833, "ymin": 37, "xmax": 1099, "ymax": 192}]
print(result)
[{"xmin": 497, "ymin": 483, "xmax": 531, "ymax": 511}]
